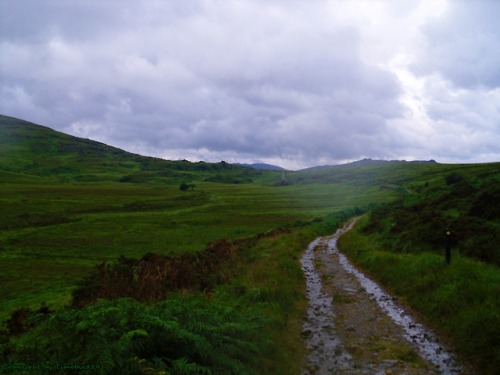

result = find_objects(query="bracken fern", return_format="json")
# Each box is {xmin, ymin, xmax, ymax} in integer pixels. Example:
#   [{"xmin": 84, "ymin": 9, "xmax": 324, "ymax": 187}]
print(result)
[{"xmin": 2, "ymin": 296, "xmax": 266, "ymax": 375}]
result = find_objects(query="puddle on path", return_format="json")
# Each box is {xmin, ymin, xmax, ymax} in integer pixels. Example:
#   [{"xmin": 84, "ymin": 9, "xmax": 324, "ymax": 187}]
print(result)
[
  {"xmin": 301, "ymin": 237, "xmax": 353, "ymax": 374},
  {"xmin": 301, "ymin": 219, "xmax": 466, "ymax": 374}
]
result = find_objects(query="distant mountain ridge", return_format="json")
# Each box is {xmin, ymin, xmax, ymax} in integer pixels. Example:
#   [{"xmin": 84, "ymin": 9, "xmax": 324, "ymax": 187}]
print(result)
[
  {"xmin": 236, "ymin": 163, "xmax": 286, "ymax": 171},
  {"xmin": 1, "ymin": 114, "xmax": 438, "ymax": 178},
  {"xmin": 349, "ymin": 158, "xmax": 438, "ymax": 166},
  {"xmin": 301, "ymin": 158, "xmax": 438, "ymax": 172}
]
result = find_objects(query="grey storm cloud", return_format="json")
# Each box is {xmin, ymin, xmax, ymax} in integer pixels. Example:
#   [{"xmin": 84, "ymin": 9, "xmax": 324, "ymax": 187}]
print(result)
[{"xmin": 1, "ymin": 0, "xmax": 499, "ymax": 169}]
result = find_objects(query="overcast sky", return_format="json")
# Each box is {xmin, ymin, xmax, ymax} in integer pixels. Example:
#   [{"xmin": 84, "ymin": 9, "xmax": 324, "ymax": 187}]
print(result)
[{"xmin": 1, "ymin": 0, "xmax": 499, "ymax": 169}]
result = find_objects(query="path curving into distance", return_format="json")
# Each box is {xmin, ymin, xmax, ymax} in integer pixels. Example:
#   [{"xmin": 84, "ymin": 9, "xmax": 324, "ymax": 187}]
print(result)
[{"xmin": 300, "ymin": 218, "xmax": 466, "ymax": 374}]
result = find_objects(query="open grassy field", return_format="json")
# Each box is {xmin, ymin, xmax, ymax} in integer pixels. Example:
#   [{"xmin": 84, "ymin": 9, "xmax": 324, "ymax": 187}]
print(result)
[{"xmin": 0, "ymin": 176, "xmax": 395, "ymax": 320}]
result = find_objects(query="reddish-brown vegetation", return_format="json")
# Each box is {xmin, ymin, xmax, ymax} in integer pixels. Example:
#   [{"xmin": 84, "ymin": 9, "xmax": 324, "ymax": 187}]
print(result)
[{"xmin": 71, "ymin": 239, "xmax": 239, "ymax": 308}]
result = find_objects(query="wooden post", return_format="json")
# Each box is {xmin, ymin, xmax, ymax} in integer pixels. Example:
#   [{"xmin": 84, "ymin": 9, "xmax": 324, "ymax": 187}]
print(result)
[{"xmin": 445, "ymin": 228, "xmax": 451, "ymax": 265}]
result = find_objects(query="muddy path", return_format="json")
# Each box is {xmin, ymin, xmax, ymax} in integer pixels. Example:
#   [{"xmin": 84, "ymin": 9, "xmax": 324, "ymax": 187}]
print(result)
[{"xmin": 300, "ymin": 218, "xmax": 466, "ymax": 374}]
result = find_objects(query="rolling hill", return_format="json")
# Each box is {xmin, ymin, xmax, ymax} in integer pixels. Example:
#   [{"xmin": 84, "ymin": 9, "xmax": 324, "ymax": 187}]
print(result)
[
  {"xmin": 236, "ymin": 162, "xmax": 287, "ymax": 171},
  {"xmin": 0, "ymin": 114, "xmax": 261, "ymax": 185}
]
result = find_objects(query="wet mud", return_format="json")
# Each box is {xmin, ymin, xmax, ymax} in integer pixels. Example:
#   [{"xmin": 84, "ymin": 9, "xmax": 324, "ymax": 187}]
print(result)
[{"xmin": 300, "ymin": 219, "xmax": 466, "ymax": 374}]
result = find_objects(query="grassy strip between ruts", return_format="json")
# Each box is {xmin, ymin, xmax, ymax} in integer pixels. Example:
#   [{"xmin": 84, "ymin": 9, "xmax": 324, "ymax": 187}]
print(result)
[{"xmin": 338, "ymin": 215, "xmax": 500, "ymax": 375}]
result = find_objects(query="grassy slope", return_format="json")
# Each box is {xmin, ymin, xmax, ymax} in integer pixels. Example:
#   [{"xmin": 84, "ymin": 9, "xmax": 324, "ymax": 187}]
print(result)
[
  {"xmin": 363, "ymin": 164, "xmax": 500, "ymax": 265},
  {"xmin": 1, "ymin": 114, "xmax": 499, "ymax": 373},
  {"xmin": 338, "ymin": 163, "xmax": 500, "ymax": 374},
  {"xmin": 0, "ymin": 114, "xmax": 262, "ymax": 185}
]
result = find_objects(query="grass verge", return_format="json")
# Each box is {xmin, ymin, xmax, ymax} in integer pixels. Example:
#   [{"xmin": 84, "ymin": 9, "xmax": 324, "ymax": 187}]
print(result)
[{"xmin": 338, "ymin": 215, "xmax": 500, "ymax": 374}]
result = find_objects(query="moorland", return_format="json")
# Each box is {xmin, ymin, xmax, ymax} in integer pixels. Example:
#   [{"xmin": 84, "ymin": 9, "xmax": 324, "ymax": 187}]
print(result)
[{"xmin": 0, "ymin": 114, "xmax": 498, "ymax": 374}]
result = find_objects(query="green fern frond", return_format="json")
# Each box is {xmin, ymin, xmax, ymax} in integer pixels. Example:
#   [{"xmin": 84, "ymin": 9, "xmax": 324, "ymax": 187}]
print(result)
[{"xmin": 171, "ymin": 357, "xmax": 212, "ymax": 375}]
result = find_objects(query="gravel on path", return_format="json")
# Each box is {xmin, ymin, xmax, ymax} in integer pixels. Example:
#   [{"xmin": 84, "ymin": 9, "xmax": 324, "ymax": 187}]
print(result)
[{"xmin": 300, "ymin": 219, "xmax": 466, "ymax": 375}]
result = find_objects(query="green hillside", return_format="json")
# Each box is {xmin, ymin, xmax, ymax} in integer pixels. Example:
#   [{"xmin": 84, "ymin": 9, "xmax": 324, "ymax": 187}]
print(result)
[
  {"xmin": 0, "ymin": 114, "xmax": 260, "ymax": 185},
  {"xmin": 1, "ymin": 114, "xmax": 498, "ymax": 374}
]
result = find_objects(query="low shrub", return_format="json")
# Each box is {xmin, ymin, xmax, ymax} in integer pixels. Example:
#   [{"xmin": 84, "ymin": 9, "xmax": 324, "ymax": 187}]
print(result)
[{"xmin": 72, "ymin": 240, "xmax": 238, "ymax": 307}]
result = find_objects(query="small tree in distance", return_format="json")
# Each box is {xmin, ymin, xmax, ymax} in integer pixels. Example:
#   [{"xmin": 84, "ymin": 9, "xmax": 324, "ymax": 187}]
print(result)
[{"xmin": 179, "ymin": 183, "xmax": 196, "ymax": 191}]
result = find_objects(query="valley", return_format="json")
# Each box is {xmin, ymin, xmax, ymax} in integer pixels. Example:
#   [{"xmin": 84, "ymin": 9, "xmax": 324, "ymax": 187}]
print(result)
[{"xmin": 0, "ymin": 115, "xmax": 498, "ymax": 374}]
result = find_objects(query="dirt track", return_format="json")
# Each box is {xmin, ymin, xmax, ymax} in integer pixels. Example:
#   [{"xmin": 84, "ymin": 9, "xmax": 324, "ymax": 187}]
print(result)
[{"xmin": 300, "ymin": 219, "xmax": 466, "ymax": 374}]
